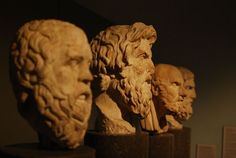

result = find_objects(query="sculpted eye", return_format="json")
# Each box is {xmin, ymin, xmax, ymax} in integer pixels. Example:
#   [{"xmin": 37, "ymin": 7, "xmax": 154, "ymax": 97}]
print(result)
[
  {"xmin": 67, "ymin": 57, "xmax": 83, "ymax": 67},
  {"xmin": 186, "ymin": 86, "xmax": 193, "ymax": 90},
  {"xmin": 172, "ymin": 82, "xmax": 180, "ymax": 86},
  {"xmin": 137, "ymin": 52, "xmax": 149, "ymax": 59}
]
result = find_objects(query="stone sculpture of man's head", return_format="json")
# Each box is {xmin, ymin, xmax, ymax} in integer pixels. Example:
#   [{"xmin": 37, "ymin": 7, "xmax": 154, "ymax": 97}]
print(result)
[
  {"xmin": 178, "ymin": 66, "xmax": 196, "ymax": 107},
  {"xmin": 9, "ymin": 19, "xmax": 93, "ymax": 149},
  {"xmin": 90, "ymin": 22, "xmax": 157, "ymax": 119},
  {"xmin": 152, "ymin": 64, "xmax": 196, "ymax": 127}
]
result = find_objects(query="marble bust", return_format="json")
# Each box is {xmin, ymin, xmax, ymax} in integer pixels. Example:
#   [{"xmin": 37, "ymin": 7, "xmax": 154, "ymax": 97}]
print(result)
[
  {"xmin": 9, "ymin": 19, "xmax": 93, "ymax": 149},
  {"xmin": 152, "ymin": 64, "xmax": 196, "ymax": 130},
  {"xmin": 165, "ymin": 66, "xmax": 196, "ymax": 129},
  {"xmin": 90, "ymin": 22, "xmax": 160, "ymax": 134}
]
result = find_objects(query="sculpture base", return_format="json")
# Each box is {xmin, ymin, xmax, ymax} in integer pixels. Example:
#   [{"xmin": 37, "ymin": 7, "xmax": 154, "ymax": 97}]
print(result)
[
  {"xmin": 168, "ymin": 127, "xmax": 191, "ymax": 158},
  {"xmin": 85, "ymin": 131, "xmax": 149, "ymax": 158},
  {"xmin": 0, "ymin": 143, "xmax": 95, "ymax": 158},
  {"xmin": 149, "ymin": 133, "xmax": 174, "ymax": 158}
]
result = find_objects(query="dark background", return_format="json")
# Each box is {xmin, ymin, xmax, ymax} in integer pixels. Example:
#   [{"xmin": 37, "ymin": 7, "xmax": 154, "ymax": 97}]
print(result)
[{"xmin": 0, "ymin": 0, "xmax": 235, "ymax": 158}]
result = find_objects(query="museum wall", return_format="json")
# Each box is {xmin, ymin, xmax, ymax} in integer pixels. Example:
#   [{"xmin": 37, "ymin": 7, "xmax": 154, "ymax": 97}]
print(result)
[{"xmin": 0, "ymin": 0, "xmax": 235, "ymax": 158}]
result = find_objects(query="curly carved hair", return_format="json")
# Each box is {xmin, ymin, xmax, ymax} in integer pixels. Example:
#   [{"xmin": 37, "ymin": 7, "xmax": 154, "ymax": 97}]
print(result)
[
  {"xmin": 10, "ymin": 19, "xmax": 83, "ymax": 104},
  {"xmin": 90, "ymin": 22, "xmax": 157, "ymax": 76}
]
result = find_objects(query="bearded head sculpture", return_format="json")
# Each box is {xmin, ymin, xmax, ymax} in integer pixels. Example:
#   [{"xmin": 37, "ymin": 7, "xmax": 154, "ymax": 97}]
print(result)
[
  {"xmin": 178, "ymin": 66, "xmax": 196, "ymax": 104},
  {"xmin": 9, "ymin": 19, "xmax": 93, "ymax": 149},
  {"xmin": 152, "ymin": 64, "xmax": 196, "ymax": 129},
  {"xmin": 91, "ymin": 22, "xmax": 157, "ymax": 134}
]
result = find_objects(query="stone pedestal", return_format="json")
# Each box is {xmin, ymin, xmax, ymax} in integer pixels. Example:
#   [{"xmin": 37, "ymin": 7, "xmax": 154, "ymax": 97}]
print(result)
[
  {"xmin": 149, "ymin": 133, "xmax": 174, "ymax": 158},
  {"xmin": 0, "ymin": 143, "xmax": 95, "ymax": 158},
  {"xmin": 169, "ymin": 127, "xmax": 191, "ymax": 158},
  {"xmin": 85, "ymin": 131, "xmax": 149, "ymax": 158}
]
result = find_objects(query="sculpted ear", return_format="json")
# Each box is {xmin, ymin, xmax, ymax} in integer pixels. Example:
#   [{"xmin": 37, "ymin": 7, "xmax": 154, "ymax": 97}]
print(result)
[{"xmin": 99, "ymin": 74, "xmax": 111, "ymax": 91}]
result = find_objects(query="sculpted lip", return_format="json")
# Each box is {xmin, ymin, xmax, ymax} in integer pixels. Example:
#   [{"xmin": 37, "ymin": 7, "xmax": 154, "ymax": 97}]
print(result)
[
  {"xmin": 75, "ymin": 85, "xmax": 91, "ymax": 105},
  {"xmin": 75, "ymin": 93, "xmax": 89, "ymax": 105},
  {"xmin": 72, "ymin": 91, "xmax": 91, "ymax": 122}
]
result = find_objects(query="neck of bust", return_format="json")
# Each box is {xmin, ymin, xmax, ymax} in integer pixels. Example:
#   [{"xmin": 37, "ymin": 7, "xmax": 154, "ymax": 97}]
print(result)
[{"xmin": 95, "ymin": 91, "xmax": 136, "ymax": 134}]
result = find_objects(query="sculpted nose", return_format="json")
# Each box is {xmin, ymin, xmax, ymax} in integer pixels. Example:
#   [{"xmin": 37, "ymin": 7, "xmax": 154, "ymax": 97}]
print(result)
[
  {"xmin": 146, "ymin": 59, "xmax": 155, "ymax": 74},
  {"xmin": 179, "ymin": 87, "xmax": 186, "ymax": 98},
  {"xmin": 149, "ymin": 60, "xmax": 155, "ymax": 70},
  {"xmin": 79, "ymin": 70, "xmax": 93, "ymax": 84}
]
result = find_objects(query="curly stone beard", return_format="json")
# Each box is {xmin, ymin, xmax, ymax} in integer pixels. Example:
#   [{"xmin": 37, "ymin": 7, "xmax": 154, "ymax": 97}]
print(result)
[
  {"xmin": 178, "ymin": 98, "xmax": 193, "ymax": 120},
  {"xmin": 28, "ymin": 85, "xmax": 91, "ymax": 149},
  {"xmin": 111, "ymin": 76, "xmax": 152, "ymax": 118},
  {"xmin": 160, "ymin": 98, "xmax": 193, "ymax": 123}
]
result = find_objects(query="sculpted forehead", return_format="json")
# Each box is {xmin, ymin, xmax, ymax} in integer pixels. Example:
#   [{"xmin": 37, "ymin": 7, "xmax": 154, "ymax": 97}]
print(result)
[
  {"xmin": 42, "ymin": 21, "xmax": 91, "ymax": 61},
  {"xmin": 54, "ymin": 24, "xmax": 91, "ymax": 58},
  {"xmin": 59, "ymin": 25, "xmax": 88, "ymax": 46},
  {"xmin": 154, "ymin": 64, "xmax": 183, "ymax": 83},
  {"xmin": 178, "ymin": 67, "xmax": 195, "ymax": 87},
  {"xmin": 17, "ymin": 19, "xmax": 92, "ymax": 61},
  {"xmin": 63, "ymin": 32, "xmax": 92, "ymax": 61},
  {"xmin": 178, "ymin": 67, "xmax": 194, "ymax": 81},
  {"xmin": 19, "ymin": 20, "xmax": 87, "ymax": 41}
]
